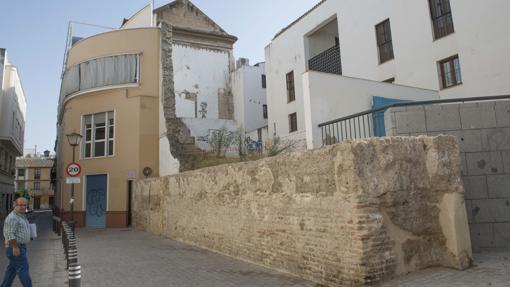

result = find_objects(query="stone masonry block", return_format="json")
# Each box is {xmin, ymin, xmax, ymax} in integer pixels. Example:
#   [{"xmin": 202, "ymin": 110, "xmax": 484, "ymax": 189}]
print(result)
[
  {"xmin": 487, "ymin": 174, "xmax": 510, "ymax": 198},
  {"xmin": 460, "ymin": 102, "xmax": 497, "ymax": 129},
  {"xmin": 481, "ymin": 128, "xmax": 510, "ymax": 151},
  {"xmin": 425, "ymin": 104, "xmax": 461, "ymax": 132},
  {"xmin": 495, "ymin": 100, "xmax": 510, "ymax": 127},
  {"xmin": 455, "ymin": 130, "xmax": 484, "ymax": 153},
  {"xmin": 465, "ymin": 152, "xmax": 504, "ymax": 175},
  {"xmin": 493, "ymin": 223, "xmax": 510, "ymax": 248},
  {"xmin": 470, "ymin": 199, "xmax": 510, "ymax": 223},
  {"xmin": 462, "ymin": 175, "xmax": 488, "ymax": 199},
  {"xmin": 394, "ymin": 110, "xmax": 427, "ymax": 134},
  {"xmin": 469, "ymin": 223, "xmax": 494, "ymax": 250},
  {"xmin": 504, "ymin": 151, "xmax": 510, "ymax": 173}
]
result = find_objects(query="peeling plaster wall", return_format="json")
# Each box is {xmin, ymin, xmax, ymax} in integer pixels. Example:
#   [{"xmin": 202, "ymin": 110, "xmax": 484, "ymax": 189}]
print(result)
[
  {"xmin": 173, "ymin": 44, "xmax": 230, "ymax": 119},
  {"xmin": 134, "ymin": 136, "xmax": 472, "ymax": 287}
]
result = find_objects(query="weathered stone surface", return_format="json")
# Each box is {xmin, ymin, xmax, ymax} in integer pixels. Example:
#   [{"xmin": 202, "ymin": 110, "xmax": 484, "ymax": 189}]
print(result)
[{"xmin": 133, "ymin": 136, "xmax": 471, "ymax": 287}]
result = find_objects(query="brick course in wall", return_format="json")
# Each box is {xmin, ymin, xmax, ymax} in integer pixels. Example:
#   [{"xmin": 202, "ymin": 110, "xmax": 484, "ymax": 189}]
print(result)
[
  {"xmin": 386, "ymin": 100, "xmax": 510, "ymax": 251},
  {"xmin": 133, "ymin": 136, "xmax": 471, "ymax": 287}
]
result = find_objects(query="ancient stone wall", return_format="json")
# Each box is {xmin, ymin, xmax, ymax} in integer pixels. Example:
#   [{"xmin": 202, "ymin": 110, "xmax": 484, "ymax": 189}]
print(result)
[
  {"xmin": 133, "ymin": 136, "xmax": 471, "ymax": 286},
  {"xmin": 385, "ymin": 100, "xmax": 510, "ymax": 251}
]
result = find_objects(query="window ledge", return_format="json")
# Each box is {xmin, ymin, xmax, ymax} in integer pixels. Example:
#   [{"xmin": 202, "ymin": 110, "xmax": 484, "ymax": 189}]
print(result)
[{"xmin": 440, "ymin": 82, "xmax": 463, "ymax": 91}]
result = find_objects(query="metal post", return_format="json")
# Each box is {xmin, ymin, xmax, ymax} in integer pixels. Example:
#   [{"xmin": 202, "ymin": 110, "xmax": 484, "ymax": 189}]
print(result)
[
  {"xmin": 68, "ymin": 264, "xmax": 81, "ymax": 287},
  {"xmin": 70, "ymin": 146, "xmax": 75, "ymax": 234}
]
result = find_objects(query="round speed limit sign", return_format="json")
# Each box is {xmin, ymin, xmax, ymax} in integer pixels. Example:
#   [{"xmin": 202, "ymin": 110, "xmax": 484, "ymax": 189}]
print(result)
[{"xmin": 66, "ymin": 162, "xmax": 81, "ymax": 177}]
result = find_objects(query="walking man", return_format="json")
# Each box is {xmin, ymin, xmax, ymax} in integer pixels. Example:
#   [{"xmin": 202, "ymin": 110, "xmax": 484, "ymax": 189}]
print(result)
[{"xmin": 0, "ymin": 197, "xmax": 32, "ymax": 287}]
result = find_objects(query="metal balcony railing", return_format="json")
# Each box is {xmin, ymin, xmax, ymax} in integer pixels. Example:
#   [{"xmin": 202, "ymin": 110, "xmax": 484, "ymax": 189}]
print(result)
[
  {"xmin": 318, "ymin": 95, "xmax": 510, "ymax": 146},
  {"xmin": 308, "ymin": 45, "xmax": 342, "ymax": 75}
]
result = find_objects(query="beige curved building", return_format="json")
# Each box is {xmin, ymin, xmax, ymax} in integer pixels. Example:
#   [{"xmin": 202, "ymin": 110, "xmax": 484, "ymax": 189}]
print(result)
[{"xmin": 55, "ymin": 27, "xmax": 160, "ymax": 228}]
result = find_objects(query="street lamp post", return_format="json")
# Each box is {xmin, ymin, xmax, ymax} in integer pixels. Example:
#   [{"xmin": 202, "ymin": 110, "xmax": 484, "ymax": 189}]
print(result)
[{"xmin": 66, "ymin": 132, "xmax": 82, "ymax": 233}]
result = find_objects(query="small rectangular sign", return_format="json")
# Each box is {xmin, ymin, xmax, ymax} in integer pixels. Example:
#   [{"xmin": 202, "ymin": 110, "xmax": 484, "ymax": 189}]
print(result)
[
  {"xmin": 127, "ymin": 170, "xmax": 137, "ymax": 180},
  {"xmin": 66, "ymin": 177, "xmax": 81, "ymax": 184}
]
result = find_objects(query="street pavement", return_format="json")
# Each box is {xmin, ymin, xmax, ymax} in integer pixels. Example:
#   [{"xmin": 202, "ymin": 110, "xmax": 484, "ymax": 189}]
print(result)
[
  {"xmin": 1, "ymin": 213, "xmax": 510, "ymax": 286},
  {"xmin": 0, "ymin": 210, "xmax": 67, "ymax": 287}
]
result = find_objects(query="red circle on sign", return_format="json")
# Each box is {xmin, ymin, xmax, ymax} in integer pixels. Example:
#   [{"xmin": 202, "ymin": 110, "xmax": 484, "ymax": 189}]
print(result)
[{"xmin": 66, "ymin": 162, "xmax": 81, "ymax": 177}]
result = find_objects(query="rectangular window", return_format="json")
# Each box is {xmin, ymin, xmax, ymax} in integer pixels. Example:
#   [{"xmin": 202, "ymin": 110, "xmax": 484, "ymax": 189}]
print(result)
[
  {"xmin": 289, "ymin": 112, "xmax": 298, "ymax": 133},
  {"xmin": 34, "ymin": 181, "xmax": 40, "ymax": 191},
  {"xmin": 429, "ymin": 0, "xmax": 454, "ymax": 39},
  {"xmin": 261, "ymin": 74, "xmax": 266, "ymax": 89},
  {"xmin": 439, "ymin": 55, "xmax": 462, "ymax": 89},
  {"xmin": 263, "ymin": 105, "xmax": 268, "ymax": 119},
  {"xmin": 34, "ymin": 168, "xmax": 41, "ymax": 180},
  {"xmin": 286, "ymin": 71, "xmax": 295, "ymax": 103},
  {"xmin": 376, "ymin": 19, "xmax": 394, "ymax": 64},
  {"xmin": 82, "ymin": 111, "xmax": 115, "ymax": 159},
  {"xmin": 17, "ymin": 169, "xmax": 25, "ymax": 177}
]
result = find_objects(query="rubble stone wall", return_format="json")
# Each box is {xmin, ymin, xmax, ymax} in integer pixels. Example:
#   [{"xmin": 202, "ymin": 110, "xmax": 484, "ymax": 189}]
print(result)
[{"xmin": 133, "ymin": 136, "xmax": 471, "ymax": 286}]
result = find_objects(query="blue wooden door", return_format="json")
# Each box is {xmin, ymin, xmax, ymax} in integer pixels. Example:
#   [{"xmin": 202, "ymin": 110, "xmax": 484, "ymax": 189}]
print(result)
[
  {"xmin": 372, "ymin": 96, "xmax": 409, "ymax": 137},
  {"xmin": 86, "ymin": 175, "xmax": 107, "ymax": 229}
]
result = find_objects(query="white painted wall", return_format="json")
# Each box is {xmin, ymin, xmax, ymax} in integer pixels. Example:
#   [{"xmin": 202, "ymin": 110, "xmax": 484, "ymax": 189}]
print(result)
[
  {"xmin": 303, "ymin": 71, "xmax": 439, "ymax": 149},
  {"xmin": 0, "ymin": 51, "xmax": 26, "ymax": 156},
  {"xmin": 158, "ymin": 97, "xmax": 180, "ymax": 176},
  {"xmin": 120, "ymin": 4, "xmax": 153, "ymax": 29},
  {"xmin": 267, "ymin": 0, "xmax": 510, "ymax": 142},
  {"xmin": 173, "ymin": 44, "xmax": 230, "ymax": 120},
  {"xmin": 232, "ymin": 63, "xmax": 267, "ymax": 133}
]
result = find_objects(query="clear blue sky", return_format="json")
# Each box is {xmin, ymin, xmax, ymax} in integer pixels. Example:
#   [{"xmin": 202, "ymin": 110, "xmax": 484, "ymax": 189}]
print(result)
[{"xmin": 0, "ymin": 0, "xmax": 319, "ymax": 154}]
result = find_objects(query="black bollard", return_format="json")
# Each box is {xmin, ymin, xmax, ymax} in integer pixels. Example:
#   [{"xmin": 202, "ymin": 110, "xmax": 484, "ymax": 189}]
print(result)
[{"xmin": 68, "ymin": 264, "xmax": 81, "ymax": 287}]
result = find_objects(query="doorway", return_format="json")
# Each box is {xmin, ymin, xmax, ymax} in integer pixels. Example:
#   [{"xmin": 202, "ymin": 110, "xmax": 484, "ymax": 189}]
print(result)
[{"xmin": 86, "ymin": 175, "xmax": 107, "ymax": 229}]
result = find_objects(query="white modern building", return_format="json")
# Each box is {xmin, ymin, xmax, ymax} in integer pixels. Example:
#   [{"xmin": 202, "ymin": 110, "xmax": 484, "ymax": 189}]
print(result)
[
  {"xmin": 232, "ymin": 58, "xmax": 269, "ymax": 153},
  {"xmin": 0, "ymin": 48, "xmax": 27, "ymax": 216},
  {"xmin": 265, "ymin": 0, "xmax": 510, "ymax": 148}
]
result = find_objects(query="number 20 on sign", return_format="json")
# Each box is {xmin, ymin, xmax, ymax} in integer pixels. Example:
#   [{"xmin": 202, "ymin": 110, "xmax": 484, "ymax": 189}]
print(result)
[{"xmin": 66, "ymin": 162, "xmax": 81, "ymax": 177}]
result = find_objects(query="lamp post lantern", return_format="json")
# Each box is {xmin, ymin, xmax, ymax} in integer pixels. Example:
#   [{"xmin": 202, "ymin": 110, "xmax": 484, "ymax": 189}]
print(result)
[{"xmin": 66, "ymin": 132, "xmax": 82, "ymax": 233}]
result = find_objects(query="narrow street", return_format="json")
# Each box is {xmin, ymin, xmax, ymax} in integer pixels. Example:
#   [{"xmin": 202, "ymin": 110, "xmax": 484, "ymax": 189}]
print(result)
[
  {"xmin": 0, "ymin": 211, "xmax": 66, "ymax": 286},
  {"xmin": 0, "ymin": 213, "xmax": 509, "ymax": 286}
]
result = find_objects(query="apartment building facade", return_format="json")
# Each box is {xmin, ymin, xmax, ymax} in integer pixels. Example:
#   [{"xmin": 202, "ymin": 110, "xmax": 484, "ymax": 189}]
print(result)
[
  {"xmin": 232, "ymin": 59, "xmax": 269, "ymax": 152},
  {"xmin": 265, "ymin": 0, "xmax": 510, "ymax": 147},
  {"xmin": 16, "ymin": 155, "xmax": 54, "ymax": 210},
  {"xmin": 0, "ymin": 48, "xmax": 27, "ymax": 216}
]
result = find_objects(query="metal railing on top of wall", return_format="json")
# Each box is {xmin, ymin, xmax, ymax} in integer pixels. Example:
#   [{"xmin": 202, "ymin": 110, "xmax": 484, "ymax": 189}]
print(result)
[{"xmin": 318, "ymin": 95, "xmax": 510, "ymax": 146}]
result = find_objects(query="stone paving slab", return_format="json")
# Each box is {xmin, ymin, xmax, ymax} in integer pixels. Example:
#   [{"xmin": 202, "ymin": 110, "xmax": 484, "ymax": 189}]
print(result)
[
  {"xmin": 381, "ymin": 250, "xmax": 510, "ymax": 287},
  {"xmin": 75, "ymin": 228, "xmax": 315, "ymax": 287}
]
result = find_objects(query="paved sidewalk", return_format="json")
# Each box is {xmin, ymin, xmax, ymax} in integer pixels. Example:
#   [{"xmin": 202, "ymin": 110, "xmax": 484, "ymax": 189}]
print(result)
[
  {"xmin": 0, "ymin": 211, "xmax": 67, "ymax": 287},
  {"xmin": 76, "ymin": 228, "xmax": 315, "ymax": 287},
  {"xmin": 381, "ymin": 250, "xmax": 510, "ymax": 287}
]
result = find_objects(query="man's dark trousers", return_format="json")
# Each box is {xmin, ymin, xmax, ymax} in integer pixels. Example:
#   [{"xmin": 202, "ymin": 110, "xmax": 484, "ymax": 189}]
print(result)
[{"xmin": 0, "ymin": 244, "xmax": 32, "ymax": 287}]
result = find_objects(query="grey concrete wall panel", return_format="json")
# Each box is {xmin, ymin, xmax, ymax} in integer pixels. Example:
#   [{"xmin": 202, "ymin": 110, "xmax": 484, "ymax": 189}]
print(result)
[
  {"xmin": 394, "ymin": 110, "xmax": 427, "ymax": 134},
  {"xmin": 502, "ymin": 151, "xmax": 510, "ymax": 173},
  {"xmin": 481, "ymin": 128, "xmax": 510, "ymax": 151},
  {"xmin": 495, "ymin": 101, "xmax": 510, "ymax": 127},
  {"xmin": 460, "ymin": 102, "xmax": 497, "ymax": 130},
  {"xmin": 425, "ymin": 104, "xmax": 461, "ymax": 131},
  {"xmin": 487, "ymin": 174, "xmax": 510, "ymax": 199},
  {"xmin": 493, "ymin": 223, "xmax": 510, "ymax": 247},
  {"xmin": 470, "ymin": 199, "xmax": 510, "ymax": 223},
  {"xmin": 460, "ymin": 153, "xmax": 468, "ymax": 176},
  {"xmin": 456, "ymin": 130, "xmax": 484, "ymax": 153},
  {"xmin": 469, "ymin": 223, "xmax": 494, "ymax": 249},
  {"xmin": 465, "ymin": 152, "xmax": 504, "ymax": 176},
  {"xmin": 463, "ymin": 175, "xmax": 488, "ymax": 199},
  {"xmin": 465, "ymin": 199, "xmax": 473, "ymax": 222}
]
